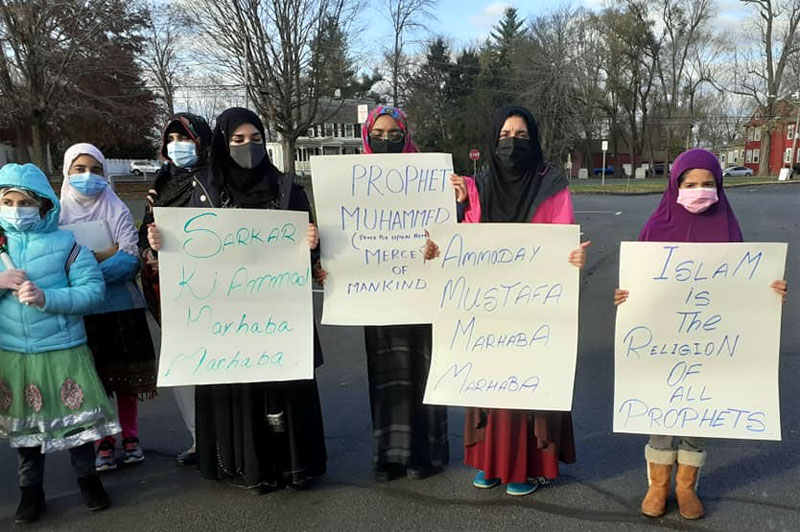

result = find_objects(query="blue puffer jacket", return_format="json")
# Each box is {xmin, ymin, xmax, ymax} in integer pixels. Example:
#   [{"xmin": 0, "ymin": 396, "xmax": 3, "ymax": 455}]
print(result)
[{"xmin": 0, "ymin": 164, "xmax": 105, "ymax": 354}]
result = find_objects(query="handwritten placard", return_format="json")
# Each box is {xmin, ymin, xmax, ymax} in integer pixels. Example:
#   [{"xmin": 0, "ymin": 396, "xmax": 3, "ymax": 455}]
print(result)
[
  {"xmin": 614, "ymin": 242, "xmax": 787, "ymax": 440},
  {"xmin": 423, "ymin": 224, "xmax": 580, "ymax": 410},
  {"xmin": 310, "ymin": 153, "xmax": 456, "ymax": 325},
  {"xmin": 154, "ymin": 207, "xmax": 314, "ymax": 387}
]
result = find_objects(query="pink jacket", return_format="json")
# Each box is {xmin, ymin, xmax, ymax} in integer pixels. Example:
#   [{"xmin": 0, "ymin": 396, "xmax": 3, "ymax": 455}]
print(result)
[{"xmin": 461, "ymin": 176, "xmax": 575, "ymax": 224}]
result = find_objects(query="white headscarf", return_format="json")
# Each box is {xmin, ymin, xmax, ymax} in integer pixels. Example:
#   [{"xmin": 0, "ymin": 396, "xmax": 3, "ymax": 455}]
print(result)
[{"xmin": 59, "ymin": 143, "xmax": 139, "ymax": 256}]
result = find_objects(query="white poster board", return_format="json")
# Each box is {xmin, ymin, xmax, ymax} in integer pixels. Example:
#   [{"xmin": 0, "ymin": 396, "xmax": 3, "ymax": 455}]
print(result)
[
  {"xmin": 310, "ymin": 153, "xmax": 456, "ymax": 325},
  {"xmin": 614, "ymin": 242, "xmax": 787, "ymax": 440},
  {"xmin": 423, "ymin": 224, "xmax": 581, "ymax": 410},
  {"xmin": 154, "ymin": 207, "xmax": 314, "ymax": 387}
]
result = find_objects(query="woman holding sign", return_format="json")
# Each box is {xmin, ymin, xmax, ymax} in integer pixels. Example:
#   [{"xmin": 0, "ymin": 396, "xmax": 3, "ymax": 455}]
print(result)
[
  {"xmin": 426, "ymin": 105, "xmax": 588, "ymax": 496},
  {"xmin": 138, "ymin": 112, "xmax": 213, "ymax": 466},
  {"xmin": 317, "ymin": 105, "xmax": 451, "ymax": 482},
  {"xmin": 614, "ymin": 148, "xmax": 788, "ymax": 520},
  {"xmin": 60, "ymin": 144, "xmax": 157, "ymax": 472},
  {"xmin": 148, "ymin": 107, "xmax": 327, "ymax": 491}
]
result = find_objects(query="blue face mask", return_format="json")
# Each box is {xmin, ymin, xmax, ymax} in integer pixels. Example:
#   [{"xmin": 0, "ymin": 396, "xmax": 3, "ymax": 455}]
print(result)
[
  {"xmin": 0, "ymin": 206, "xmax": 41, "ymax": 231},
  {"xmin": 69, "ymin": 172, "xmax": 107, "ymax": 197},
  {"xmin": 167, "ymin": 141, "xmax": 199, "ymax": 168}
]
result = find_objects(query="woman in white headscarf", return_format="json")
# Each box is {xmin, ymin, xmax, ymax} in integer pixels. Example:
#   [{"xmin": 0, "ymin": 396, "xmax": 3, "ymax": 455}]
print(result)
[{"xmin": 60, "ymin": 143, "xmax": 157, "ymax": 473}]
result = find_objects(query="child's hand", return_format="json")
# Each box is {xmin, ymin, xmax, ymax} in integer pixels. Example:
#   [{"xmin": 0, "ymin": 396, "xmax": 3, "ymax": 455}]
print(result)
[
  {"xmin": 772, "ymin": 279, "xmax": 788, "ymax": 303},
  {"xmin": 423, "ymin": 229, "xmax": 440, "ymax": 261},
  {"xmin": 17, "ymin": 281, "xmax": 44, "ymax": 308},
  {"xmin": 568, "ymin": 241, "xmax": 591, "ymax": 269},
  {"xmin": 306, "ymin": 223, "xmax": 319, "ymax": 249},
  {"xmin": 93, "ymin": 244, "xmax": 119, "ymax": 263},
  {"xmin": 148, "ymin": 223, "xmax": 162, "ymax": 251},
  {"xmin": 614, "ymin": 288, "xmax": 629, "ymax": 306},
  {"xmin": 0, "ymin": 269, "xmax": 26, "ymax": 291},
  {"xmin": 450, "ymin": 173, "xmax": 468, "ymax": 203},
  {"xmin": 313, "ymin": 264, "xmax": 328, "ymax": 287}
]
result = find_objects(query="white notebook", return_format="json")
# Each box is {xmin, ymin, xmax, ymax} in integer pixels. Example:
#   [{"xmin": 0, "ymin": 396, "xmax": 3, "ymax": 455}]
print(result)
[{"xmin": 62, "ymin": 220, "xmax": 114, "ymax": 251}]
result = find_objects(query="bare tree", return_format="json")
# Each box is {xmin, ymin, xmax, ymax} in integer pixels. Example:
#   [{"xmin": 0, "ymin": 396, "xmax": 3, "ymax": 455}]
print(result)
[
  {"xmin": 141, "ymin": 2, "xmax": 186, "ymax": 120},
  {"xmin": 187, "ymin": 0, "xmax": 358, "ymax": 175},
  {"xmin": 382, "ymin": 0, "xmax": 437, "ymax": 106},
  {"xmin": 733, "ymin": 0, "xmax": 800, "ymax": 175},
  {"xmin": 0, "ymin": 0, "xmax": 148, "ymax": 170}
]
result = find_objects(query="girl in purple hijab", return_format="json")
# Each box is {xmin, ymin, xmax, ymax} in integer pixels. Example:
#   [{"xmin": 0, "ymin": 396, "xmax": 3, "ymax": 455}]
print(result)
[{"xmin": 614, "ymin": 148, "xmax": 788, "ymax": 521}]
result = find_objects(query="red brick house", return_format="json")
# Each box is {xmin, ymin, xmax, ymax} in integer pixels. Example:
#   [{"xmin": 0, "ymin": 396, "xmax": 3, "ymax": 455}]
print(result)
[{"xmin": 743, "ymin": 100, "xmax": 800, "ymax": 176}]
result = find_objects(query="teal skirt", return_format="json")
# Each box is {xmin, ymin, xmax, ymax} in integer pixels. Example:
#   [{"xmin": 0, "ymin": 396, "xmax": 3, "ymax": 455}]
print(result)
[{"xmin": 0, "ymin": 344, "xmax": 120, "ymax": 452}]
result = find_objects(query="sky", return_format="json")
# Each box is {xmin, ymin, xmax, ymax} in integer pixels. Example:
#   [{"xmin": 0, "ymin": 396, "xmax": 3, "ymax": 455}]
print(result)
[{"xmin": 362, "ymin": 0, "xmax": 754, "ymax": 50}]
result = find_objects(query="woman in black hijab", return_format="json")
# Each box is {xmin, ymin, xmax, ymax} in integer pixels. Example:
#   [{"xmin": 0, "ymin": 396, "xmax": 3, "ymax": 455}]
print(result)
[
  {"xmin": 138, "ymin": 112, "xmax": 212, "ymax": 466},
  {"xmin": 437, "ymin": 105, "xmax": 589, "ymax": 496},
  {"xmin": 147, "ymin": 107, "xmax": 327, "ymax": 491}
]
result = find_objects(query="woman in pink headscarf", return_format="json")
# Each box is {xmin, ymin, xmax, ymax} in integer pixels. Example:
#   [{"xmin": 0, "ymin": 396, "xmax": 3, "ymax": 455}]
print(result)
[
  {"xmin": 318, "ymin": 106, "xmax": 450, "ymax": 482},
  {"xmin": 615, "ymin": 148, "xmax": 788, "ymax": 521}
]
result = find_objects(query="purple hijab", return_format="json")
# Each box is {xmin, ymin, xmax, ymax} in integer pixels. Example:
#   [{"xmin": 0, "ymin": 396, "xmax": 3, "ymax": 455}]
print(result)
[{"xmin": 639, "ymin": 148, "xmax": 743, "ymax": 243}]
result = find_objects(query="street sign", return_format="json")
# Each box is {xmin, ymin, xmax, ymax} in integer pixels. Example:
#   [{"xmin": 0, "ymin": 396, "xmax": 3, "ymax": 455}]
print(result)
[
  {"xmin": 357, "ymin": 104, "xmax": 368, "ymax": 124},
  {"xmin": 601, "ymin": 140, "xmax": 608, "ymax": 151},
  {"xmin": 469, "ymin": 149, "xmax": 480, "ymax": 161}
]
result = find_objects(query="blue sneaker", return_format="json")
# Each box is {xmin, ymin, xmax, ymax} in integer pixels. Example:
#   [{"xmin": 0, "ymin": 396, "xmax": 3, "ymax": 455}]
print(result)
[
  {"xmin": 473, "ymin": 470, "xmax": 501, "ymax": 489},
  {"xmin": 506, "ymin": 482, "xmax": 539, "ymax": 496}
]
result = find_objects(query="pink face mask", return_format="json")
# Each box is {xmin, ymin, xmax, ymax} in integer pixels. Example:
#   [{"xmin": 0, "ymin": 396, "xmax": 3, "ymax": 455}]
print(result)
[{"xmin": 677, "ymin": 187, "xmax": 718, "ymax": 214}]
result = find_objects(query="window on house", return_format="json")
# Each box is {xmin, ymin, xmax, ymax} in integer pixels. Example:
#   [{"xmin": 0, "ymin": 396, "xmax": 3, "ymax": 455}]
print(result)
[
  {"xmin": 789, "ymin": 124, "xmax": 795, "ymax": 140},
  {"xmin": 753, "ymin": 149, "xmax": 760, "ymax": 163},
  {"xmin": 325, "ymin": 123, "xmax": 334, "ymax": 136},
  {"xmin": 754, "ymin": 128, "xmax": 761, "ymax": 141},
  {"xmin": 740, "ymin": 149, "xmax": 744, "ymax": 161},
  {"xmin": 747, "ymin": 128, "xmax": 754, "ymax": 142},
  {"xmin": 796, "ymin": 148, "xmax": 800, "ymax": 163},
  {"xmin": 785, "ymin": 148, "xmax": 792, "ymax": 163},
  {"xmin": 345, "ymin": 123, "xmax": 354, "ymax": 137},
  {"xmin": 307, "ymin": 128, "xmax": 315, "ymax": 138},
  {"xmin": 746, "ymin": 150, "xmax": 753, "ymax": 163},
  {"xmin": 354, "ymin": 123, "xmax": 361, "ymax": 137}
]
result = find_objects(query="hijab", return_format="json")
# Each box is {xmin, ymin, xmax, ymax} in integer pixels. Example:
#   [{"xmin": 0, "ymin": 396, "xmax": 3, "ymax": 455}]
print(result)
[
  {"xmin": 639, "ymin": 148, "xmax": 743, "ymax": 243},
  {"xmin": 360, "ymin": 106, "xmax": 419, "ymax": 154},
  {"xmin": 210, "ymin": 107, "xmax": 281, "ymax": 207},
  {"xmin": 153, "ymin": 113, "xmax": 212, "ymax": 208},
  {"xmin": 478, "ymin": 105, "xmax": 567, "ymax": 223},
  {"xmin": 59, "ymin": 143, "xmax": 139, "ymax": 255}
]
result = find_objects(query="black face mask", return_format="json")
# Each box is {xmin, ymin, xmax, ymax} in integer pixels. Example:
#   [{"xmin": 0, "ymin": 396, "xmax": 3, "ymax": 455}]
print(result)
[
  {"xmin": 229, "ymin": 142, "xmax": 266, "ymax": 169},
  {"xmin": 369, "ymin": 137, "xmax": 404, "ymax": 154},
  {"xmin": 495, "ymin": 137, "xmax": 532, "ymax": 172}
]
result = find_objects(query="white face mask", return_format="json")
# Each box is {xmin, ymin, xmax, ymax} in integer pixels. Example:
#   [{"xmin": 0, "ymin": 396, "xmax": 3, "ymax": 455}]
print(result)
[{"xmin": 0, "ymin": 205, "xmax": 41, "ymax": 231}]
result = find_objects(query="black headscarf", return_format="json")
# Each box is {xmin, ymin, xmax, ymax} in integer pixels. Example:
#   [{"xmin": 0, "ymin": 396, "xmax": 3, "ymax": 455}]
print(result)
[
  {"xmin": 153, "ymin": 113, "xmax": 213, "ymax": 208},
  {"xmin": 478, "ymin": 105, "xmax": 568, "ymax": 222},
  {"xmin": 210, "ymin": 107, "xmax": 281, "ymax": 208}
]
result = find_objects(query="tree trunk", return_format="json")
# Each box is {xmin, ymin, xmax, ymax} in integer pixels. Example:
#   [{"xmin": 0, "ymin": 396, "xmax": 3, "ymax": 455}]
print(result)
[
  {"xmin": 282, "ymin": 135, "xmax": 296, "ymax": 176},
  {"xmin": 30, "ymin": 116, "xmax": 48, "ymax": 172},
  {"xmin": 759, "ymin": 123, "xmax": 771, "ymax": 177}
]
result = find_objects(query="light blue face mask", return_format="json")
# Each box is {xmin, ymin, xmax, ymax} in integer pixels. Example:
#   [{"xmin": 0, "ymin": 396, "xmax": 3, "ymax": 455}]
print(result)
[
  {"xmin": 69, "ymin": 172, "xmax": 107, "ymax": 197},
  {"xmin": 167, "ymin": 141, "xmax": 199, "ymax": 168},
  {"xmin": 0, "ymin": 206, "xmax": 41, "ymax": 231}
]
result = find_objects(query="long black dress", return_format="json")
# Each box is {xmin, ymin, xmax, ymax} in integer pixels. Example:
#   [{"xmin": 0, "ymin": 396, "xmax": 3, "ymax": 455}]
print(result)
[{"xmin": 190, "ymin": 168, "xmax": 327, "ymax": 489}]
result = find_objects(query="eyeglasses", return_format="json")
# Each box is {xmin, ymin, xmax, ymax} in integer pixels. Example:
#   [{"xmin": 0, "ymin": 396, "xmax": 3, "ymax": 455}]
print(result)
[{"xmin": 369, "ymin": 130, "xmax": 404, "ymax": 143}]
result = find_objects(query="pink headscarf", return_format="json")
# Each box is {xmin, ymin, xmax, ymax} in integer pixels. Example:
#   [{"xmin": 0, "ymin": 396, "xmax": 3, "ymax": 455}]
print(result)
[
  {"xmin": 59, "ymin": 143, "xmax": 139, "ymax": 256},
  {"xmin": 360, "ymin": 105, "xmax": 419, "ymax": 154}
]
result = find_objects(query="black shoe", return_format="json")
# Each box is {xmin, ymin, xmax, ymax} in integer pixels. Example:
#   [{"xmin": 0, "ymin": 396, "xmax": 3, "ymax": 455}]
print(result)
[
  {"xmin": 14, "ymin": 485, "xmax": 45, "ymax": 524},
  {"xmin": 406, "ymin": 465, "xmax": 431, "ymax": 480},
  {"xmin": 176, "ymin": 448, "xmax": 197, "ymax": 466},
  {"xmin": 374, "ymin": 464, "xmax": 404, "ymax": 482},
  {"xmin": 77, "ymin": 474, "xmax": 110, "ymax": 512}
]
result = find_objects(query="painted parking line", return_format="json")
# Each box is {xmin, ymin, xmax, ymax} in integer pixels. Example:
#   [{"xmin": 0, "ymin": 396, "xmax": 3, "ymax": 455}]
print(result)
[{"xmin": 575, "ymin": 210, "xmax": 623, "ymax": 215}]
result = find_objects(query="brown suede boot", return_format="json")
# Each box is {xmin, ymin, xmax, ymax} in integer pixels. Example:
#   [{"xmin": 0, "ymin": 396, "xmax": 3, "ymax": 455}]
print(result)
[
  {"xmin": 641, "ymin": 445, "xmax": 677, "ymax": 518},
  {"xmin": 675, "ymin": 449, "xmax": 705, "ymax": 520}
]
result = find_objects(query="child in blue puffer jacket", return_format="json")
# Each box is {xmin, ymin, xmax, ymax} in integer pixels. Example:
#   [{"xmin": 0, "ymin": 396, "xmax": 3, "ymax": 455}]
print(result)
[{"xmin": 0, "ymin": 163, "xmax": 119, "ymax": 524}]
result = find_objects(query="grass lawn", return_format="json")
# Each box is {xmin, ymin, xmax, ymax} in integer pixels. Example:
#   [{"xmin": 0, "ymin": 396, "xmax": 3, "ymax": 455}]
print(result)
[{"xmin": 569, "ymin": 176, "xmax": 800, "ymax": 194}]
